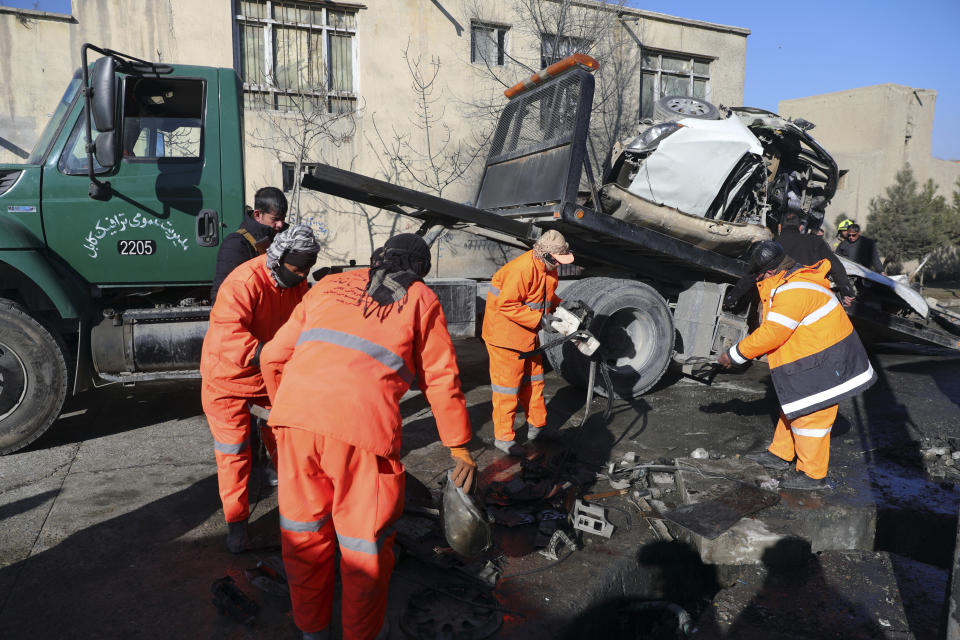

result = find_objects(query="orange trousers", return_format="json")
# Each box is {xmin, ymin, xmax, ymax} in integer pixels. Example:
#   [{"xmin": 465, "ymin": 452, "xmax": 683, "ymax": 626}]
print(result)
[
  {"xmin": 768, "ymin": 404, "xmax": 838, "ymax": 479},
  {"xmin": 487, "ymin": 343, "xmax": 547, "ymax": 442},
  {"xmin": 201, "ymin": 382, "xmax": 275, "ymax": 523},
  {"xmin": 275, "ymin": 426, "xmax": 403, "ymax": 639}
]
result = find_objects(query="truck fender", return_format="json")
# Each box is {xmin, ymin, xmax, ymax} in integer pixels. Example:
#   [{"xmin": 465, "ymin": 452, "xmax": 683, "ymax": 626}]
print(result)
[{"xmin": 0, "ymin": 250, "xmax": 87, "ymax": 320}]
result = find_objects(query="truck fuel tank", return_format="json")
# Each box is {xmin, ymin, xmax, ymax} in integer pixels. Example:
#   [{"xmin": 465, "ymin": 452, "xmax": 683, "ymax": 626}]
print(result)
[{"xmin": 91, "ymin": 306, "xmax": 209, "ymax": 375}]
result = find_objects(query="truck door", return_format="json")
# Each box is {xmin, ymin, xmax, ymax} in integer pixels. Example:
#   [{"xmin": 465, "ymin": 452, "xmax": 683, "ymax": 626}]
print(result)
[{"xmin": 42, "ymin": 67, "xmax": 223, "ymax": 285}]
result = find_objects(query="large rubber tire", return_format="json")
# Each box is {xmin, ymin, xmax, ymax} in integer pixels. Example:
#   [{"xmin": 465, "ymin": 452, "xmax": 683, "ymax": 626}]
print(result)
[
  {"xmin": 653, "ymin": 95, "xmax": 721, "ymax": 120},
  {"xmin": 544, "ymin": 278, "xmax": 674, "ymax": 398},
  {"xmin": 0, "ymin": 301, "xmax": 69, "ymax": 454}
]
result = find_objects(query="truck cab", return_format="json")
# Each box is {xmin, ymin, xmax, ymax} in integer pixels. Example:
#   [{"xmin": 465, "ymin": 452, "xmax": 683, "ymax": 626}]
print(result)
[{"xmin": 0, "ymin": 45, "xmax": 244, "ymax": 453}]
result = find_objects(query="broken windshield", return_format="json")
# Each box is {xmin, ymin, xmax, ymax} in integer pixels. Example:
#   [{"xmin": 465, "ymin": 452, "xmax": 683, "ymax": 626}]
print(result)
[{"xmin": 27, "ymin": 71, "xmax": 83, "ymax": 165}]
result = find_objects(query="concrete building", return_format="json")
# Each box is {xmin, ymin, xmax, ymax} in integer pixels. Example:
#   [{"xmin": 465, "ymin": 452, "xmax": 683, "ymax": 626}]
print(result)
[
  {"xmin": 779, "ymin": 84, "xmax": 960, "ymax": 234},
  {"xmin": 0, "ymin": 0, "xmax": 749, "ymax": 275}
]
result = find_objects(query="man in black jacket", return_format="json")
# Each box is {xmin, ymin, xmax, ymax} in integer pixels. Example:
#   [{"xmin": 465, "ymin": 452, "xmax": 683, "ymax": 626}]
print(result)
[
  {"xmin": 724, "ymin": 213, "xmax": 856, "ymax": 311},
  {"xmin": 211, "ymin": 187, "xmax": 289, "ymax": 302},
  {"xmin": 777, "ymin": 213, "xmax": 856, "ymax": 306},
  {"xmin": 835, "ymin": 219, "xmax": 885, "ymax": 274}
]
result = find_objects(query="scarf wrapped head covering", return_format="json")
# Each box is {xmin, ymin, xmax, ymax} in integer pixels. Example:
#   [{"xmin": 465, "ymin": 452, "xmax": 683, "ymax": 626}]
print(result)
[
  {"xmin": 364, "ymin": 233, "xmax": 432, "ymax": 307},
  {"xmin": 265, "ymin": 224, "xmax": 320, "ymax": 287}
]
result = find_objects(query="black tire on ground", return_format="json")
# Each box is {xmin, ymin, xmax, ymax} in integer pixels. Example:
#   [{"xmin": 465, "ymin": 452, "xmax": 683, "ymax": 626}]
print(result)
[
  {"xmin": 0, "ymin": 301, "xmax": 69, "ymax": 454},
  {"xmin": 653, "ymin": 95, "xmax": 721, "ymax": 120},
  {"xmin": 543, "ymin": 278, "xmax": 674, "ymax": 398}
]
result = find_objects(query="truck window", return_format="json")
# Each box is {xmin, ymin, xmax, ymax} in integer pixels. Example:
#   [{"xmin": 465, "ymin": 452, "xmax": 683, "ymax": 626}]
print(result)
[
  {"xmin": 29, "ymin": 72, "xmax": 82, "ymax": 165},
  {"xmin": 58, "ymin": 110, "xmax": 108, "ymax": 175},
  {"xmin": 121, "ymin": 77, "xmax": 204, "ymax": 161}
]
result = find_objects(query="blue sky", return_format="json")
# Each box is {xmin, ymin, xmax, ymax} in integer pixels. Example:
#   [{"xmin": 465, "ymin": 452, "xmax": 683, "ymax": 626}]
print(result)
[
  {"xmin": 628, "ymin": 0, "xmax": 960, "ymax": 161},
  {"xmin": 4, "ymin": 0, "xmax": 958, "ymax": 159}
]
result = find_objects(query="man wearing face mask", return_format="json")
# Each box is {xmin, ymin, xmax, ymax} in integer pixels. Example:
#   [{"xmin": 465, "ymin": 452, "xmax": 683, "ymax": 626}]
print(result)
[
  {"xmin": 261, "ymin": 233, "xmax": 475, "ymax": 640},
  {"xmin": 482, "ymin": 229, "xmax": 574, "ymax": 454},
  {"xmin": 200, "ymin": 224, "xmax": 320, "ymax": 553}
]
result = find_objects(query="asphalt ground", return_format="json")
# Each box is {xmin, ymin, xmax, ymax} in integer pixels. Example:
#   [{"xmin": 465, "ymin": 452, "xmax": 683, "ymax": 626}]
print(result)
[{"xmin": 0, "ymin": 338, "xmax": 957, "ymax": 639}]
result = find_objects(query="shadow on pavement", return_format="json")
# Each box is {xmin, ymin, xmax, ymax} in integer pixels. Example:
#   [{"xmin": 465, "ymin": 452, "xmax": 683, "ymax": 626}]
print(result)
[{"xmin": 0, "ymin": 474, "xmax": 292, "ymax": 639}]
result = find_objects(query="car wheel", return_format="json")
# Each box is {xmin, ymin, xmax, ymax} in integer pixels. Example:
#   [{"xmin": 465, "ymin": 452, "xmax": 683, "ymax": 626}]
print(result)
[
  {"xmin": 0, "ymin": 300, "xmax": 69, "ymax": 454},
  {"xmin": 653, "ymin": 95, "xmax": 721, "ymax": 120},
  {"xmin": 543, "ymin": 278, "xmax": 674, "ymax": 398}
]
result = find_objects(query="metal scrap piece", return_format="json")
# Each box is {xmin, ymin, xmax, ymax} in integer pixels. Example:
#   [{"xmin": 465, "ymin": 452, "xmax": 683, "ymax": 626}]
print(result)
[
  {"xmin": 539, "ymin": 529, "xmax": 578, "ymax": 560},
  {"xmin": 570, "ymin": 499, "xmax": 614, "ymax": 538}
]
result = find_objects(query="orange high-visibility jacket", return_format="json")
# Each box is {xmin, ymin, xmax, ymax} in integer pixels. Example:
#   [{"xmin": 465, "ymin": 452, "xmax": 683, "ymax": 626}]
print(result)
[
  {"xmin": 261, "ymin": 269, "xmax": 471, "ymax": 459},
  {"xmin": 481, "ymin": 250, "xmax": 562, "ymax": 351},
  {"xmin": 200, "ymin": 255, "xmax": 308, "ymax": 396},
  {"xmin": 728, "ymin": 260, "xmax": 876, "ymax": 419}
]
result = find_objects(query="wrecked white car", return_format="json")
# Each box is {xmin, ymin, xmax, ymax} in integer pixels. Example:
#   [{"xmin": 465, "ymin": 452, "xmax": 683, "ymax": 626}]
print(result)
[{"xmin": 601, "ymin": 97, "xmax": 839, "ymax": 257}]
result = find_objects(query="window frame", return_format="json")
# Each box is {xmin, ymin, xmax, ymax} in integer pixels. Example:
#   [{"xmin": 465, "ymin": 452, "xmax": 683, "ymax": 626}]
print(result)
[
  {"xmin": 539, "ymin": 33, "xmax": 592, "ymax": 69},
  {"xmin": 470, "ymin": 21, "xmax": 509, "ymax": 67},
  {"xmin": 641, "ymin": 49, "xmax": 713, "ymax": 118},
  {"xmin": 234, "ymin": 0, "xmax": 359, "ymax": 113},
  {"xmin": 281, "ymin": 160, "xmax": 320, "ymax": 192},
  {"xmin": 118, "ymin": 76, "xmax": 207, "ymax": 164}
]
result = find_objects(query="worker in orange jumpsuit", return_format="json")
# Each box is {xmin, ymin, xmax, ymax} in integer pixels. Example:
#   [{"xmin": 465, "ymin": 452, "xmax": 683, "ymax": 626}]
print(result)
[
  {"xmin": 481, "ymin": 230, "xmax": 574, "ymax": 454},
  {"xmin": 719, "ymin": 241, "xmax": 877, "ymax": 490},
  {"xmin": 200, "ymin": 224, "xmax": 320, "ymax": 552},
  {"xmin": 261, "ymin": 233, "xmax": 476, "ymax": 640}
]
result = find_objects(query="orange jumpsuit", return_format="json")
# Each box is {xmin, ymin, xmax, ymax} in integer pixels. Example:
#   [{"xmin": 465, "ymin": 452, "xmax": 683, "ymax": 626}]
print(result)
[
  {"xmin": 199, "ymin": 254, "xmax": 308, "ymax": 523},
  {"xmin": 261, "ymin": 269, "xmax": 471, "ymax": 639},
  {"xmin": 481, "ymin": 251, "xmax": 561, "ymax": 442},
  {"xmin": 728, "ymin": 260, "xmax": 876, "ymax": 478}
]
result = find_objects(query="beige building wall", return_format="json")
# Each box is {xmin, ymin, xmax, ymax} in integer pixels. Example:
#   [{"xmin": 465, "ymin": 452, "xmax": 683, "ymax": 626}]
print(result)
[
  {"xmin": 779, "ymin": 84, "xmax": 960, "ymax": 233},
  {"xmin": 1, "ymin": 0, "xmax": 749, "ymax": 276}
]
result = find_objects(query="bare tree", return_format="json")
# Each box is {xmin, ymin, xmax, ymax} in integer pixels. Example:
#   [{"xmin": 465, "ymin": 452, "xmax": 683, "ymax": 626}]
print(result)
[
  {"xmin": 367, "ymin": 41, "xmax": 487, "ymax": 200},
  {"xmin": 248, "ymin": 92, "xmax": 359, "ymax": 226},
  {"xmin": 462, "ymin": 0, "xmax": 640, "ymax": 179}
]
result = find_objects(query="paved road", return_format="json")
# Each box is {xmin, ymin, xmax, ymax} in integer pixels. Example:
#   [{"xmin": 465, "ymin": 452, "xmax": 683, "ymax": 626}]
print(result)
[{"xmin": 0, "ymin": 339, "xmax": 957, "ymax": 639}]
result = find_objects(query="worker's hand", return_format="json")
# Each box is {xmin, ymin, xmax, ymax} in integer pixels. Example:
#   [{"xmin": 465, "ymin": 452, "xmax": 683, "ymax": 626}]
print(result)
[
  {"xmin": 841, "ymin": 295, "xmax": 854, "ymax": 307},
  {"xmin": 449, "ymin": 446, "xmax": 477, "ymax": 494},
  {"xmin": 718, "ymin": 351, "xmax": 733, "ymax": 369}
]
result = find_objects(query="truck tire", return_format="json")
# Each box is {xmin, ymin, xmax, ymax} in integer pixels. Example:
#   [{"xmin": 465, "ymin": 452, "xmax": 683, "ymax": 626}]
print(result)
[
  {"xmin": 543, "ymin": 278, "xmax": 674, "ymax": 398},
  {"xmin": 0, "ymin": 301, "xmax": 69, "ymax": 454},
  {"xmin": 653, "ymin": 95, "xmax": 720, "ymax": 120}
]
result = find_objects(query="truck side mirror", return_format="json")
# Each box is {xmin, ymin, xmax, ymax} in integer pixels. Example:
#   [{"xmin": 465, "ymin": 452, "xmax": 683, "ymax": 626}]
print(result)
[
  {"xmin": 94, "ymin": 131, "xmax": 117, "ymax": 168},
  {"xmin": 91, "ymin": 56, "xmax": 117, "ymax": 133}
]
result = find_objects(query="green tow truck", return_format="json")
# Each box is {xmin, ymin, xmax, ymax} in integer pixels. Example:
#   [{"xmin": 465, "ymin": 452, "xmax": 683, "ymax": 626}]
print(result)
[{"xmin": 0, "ymin": 45, "xmax": 244, "ymax": 453}]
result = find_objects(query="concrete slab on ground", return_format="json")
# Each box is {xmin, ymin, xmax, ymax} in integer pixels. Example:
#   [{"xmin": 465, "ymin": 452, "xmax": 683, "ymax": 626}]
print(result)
[{"xmin": 668, "ymin": 457, "xmax": 876, "ymax": 565}]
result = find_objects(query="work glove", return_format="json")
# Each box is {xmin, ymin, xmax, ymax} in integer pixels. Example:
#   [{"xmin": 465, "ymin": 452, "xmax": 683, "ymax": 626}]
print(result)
[
  {"xmin": 449, "ymin": 446, "xmax": 477, "ymax": 494},
  {"xmin": 549, "ymin": 306, "xmax": 581, "ymax": 336}
]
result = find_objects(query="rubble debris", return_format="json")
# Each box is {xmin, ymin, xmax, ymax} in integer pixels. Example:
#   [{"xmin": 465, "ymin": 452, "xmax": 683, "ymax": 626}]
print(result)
[
  {"xmin": 400, "ymin": 585, "xmax": 503, "ymax": 640},
  {"xmin": 243, "ymin": 556, "xmax": 288, "ymax": 597},
  {"xmin": 690, "ymin": 447, "xmax": 709, "ymax": 459},
  {"xmin": 649, "ymin": 472, "xmax": 676, "ymax": 487},
  {"xmin": 211, "ymin": 576, "xmax": 259, "ymax": 625},
  {"xmin": 583, "ymin": 488, "xmax": 629, "ymax": 501},
  {"xmin": 571, "ymin": 499, "xmax": 615, "ymax": 538},
  {"xmin": 539, "ymin": 529, "xmax": 578, "ymax": 561},
  {"xmin": 631, "ymin": 496, "xmax": 673, "ymax": 542}
]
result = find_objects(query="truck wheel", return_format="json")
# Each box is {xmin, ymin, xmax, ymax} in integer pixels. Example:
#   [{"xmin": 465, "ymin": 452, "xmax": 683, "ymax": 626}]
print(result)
[
  {"xmin": 543, "ymin": 278, "xmax": 674, "ymax": 398},
  {"xmin": 0, "ymin": 301, "xmax": 69, "ymax": 454},
  {"xmin": 653, "ymin": 96, "xmax": 720, "ymax": 120}
]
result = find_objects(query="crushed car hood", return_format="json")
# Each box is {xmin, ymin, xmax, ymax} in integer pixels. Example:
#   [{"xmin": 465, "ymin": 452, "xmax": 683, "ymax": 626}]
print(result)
[{"xmin": 626, "ymin": 116, "xmax": 763, "ymax": 217}]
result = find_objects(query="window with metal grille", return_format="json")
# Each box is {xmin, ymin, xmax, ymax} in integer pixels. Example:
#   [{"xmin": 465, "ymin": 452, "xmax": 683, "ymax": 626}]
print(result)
[
  {"xmin": 641, "ymin": 50, "xmax": 712, "ymax": 118},
  {"xmin": 471, "ymin": 22, "xmax": 508, "ymax": 66},
  {"xmin": 540, "ymin": 34, "xmax": 591, "ymax": 69},
  {"xmin": 235, "ymin": 0, "xmax": 358, "ymax": 113}
]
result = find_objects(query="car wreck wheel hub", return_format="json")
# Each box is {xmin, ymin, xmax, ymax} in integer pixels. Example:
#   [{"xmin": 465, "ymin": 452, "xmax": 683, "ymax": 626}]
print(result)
[{"xmin": 0, "ymin": 343, "xmax": 29, "ymax": 422}]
